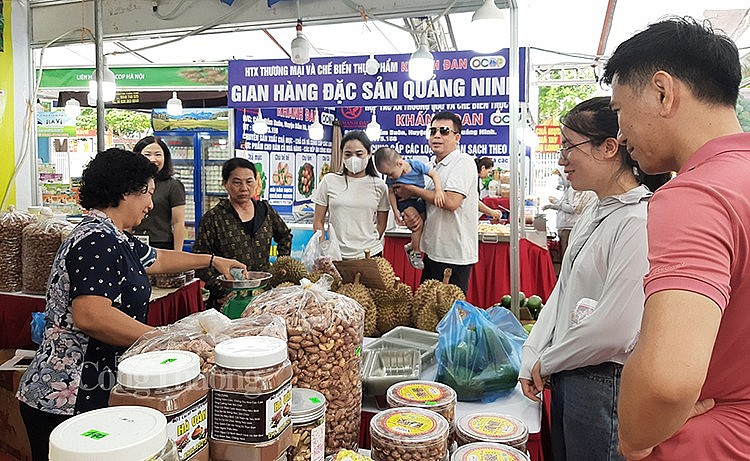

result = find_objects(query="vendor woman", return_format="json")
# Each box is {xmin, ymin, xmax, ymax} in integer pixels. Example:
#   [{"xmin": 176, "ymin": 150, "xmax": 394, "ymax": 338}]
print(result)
[{"xmin": 16, "ymin": 148, "xmax": 246, "ymax": 461}]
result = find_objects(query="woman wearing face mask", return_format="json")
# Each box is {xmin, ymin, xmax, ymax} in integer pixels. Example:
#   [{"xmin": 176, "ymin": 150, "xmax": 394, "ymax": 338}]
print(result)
[
  {"xmin": 312, "ymin": 130, "xmax": 390, "ymax": 259},
  {"xmin": 132, "ymin": 136, "xmax": 186, "ymax": 251}
]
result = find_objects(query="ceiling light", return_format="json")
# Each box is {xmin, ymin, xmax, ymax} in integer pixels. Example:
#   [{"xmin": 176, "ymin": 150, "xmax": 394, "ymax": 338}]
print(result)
[
  {"xmin": 252, "ymin": 108, "xmax": 269, "ymax": 135},
  {"xmin": 365, "ymin": 54, "xmax": 380, "ymax": 76},
  {"xmin": 166, "ymin": 91, "xmax": 183, "ymax": 116},
  {"xmin": 291, "ymin": 19, "xmax": 310, "ymax": 65},
  {"xmin": 471, "ymin": 0, "xmax": 505, "ymax": 54},
  {"xmin": 409, "ymin": 36, "xmax": 434, "ymax": 82},
  {"xmin": 64, "ymin": 99, "xmax": 81, "ymax": 119},
  {"xmin": 88, "ymin": 62, "xmax": 117, "ymax": 103},
  {"xmin": 365, "ymin": 113, "xmax": 381, "ymax": 141},
  {"xmin": 309, "ymin": 109, "xmax": 324, "ymax": 140}
]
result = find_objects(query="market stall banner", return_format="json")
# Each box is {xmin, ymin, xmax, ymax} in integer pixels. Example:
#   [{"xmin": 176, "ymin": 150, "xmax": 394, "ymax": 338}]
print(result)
[
  {"xmin": 228, "ymin": 48, "xmax": 528, "ymax": 108},
  {"xmin": 38, "ymin": 66, "xmax": 228, "ymax": 89}
]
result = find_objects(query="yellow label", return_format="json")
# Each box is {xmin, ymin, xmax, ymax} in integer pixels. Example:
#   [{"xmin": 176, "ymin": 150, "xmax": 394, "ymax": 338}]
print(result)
[
  {"xmin": 383, "ymin": 412, "xmax": 436, "ymax": 436},
  {"xmin": 459, "ymin": 447, "xmax": 522, "ymax": 461},
  {"xmin": 394, "ymin": 383, "xmax": 446, "ymax": 404},
  {"xmin": 468, "ymin": 416, "xmax": 519, "ymax": 437}
]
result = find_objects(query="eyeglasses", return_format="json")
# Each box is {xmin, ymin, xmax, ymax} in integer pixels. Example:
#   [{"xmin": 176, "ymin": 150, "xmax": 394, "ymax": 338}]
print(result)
[
  {"xmin": 428, "ymin": 126, "xmax": 457, "ymax": 137},
  {"xmin": 558, "ymin": 139, "xmax": 593, "ymax": 160}
]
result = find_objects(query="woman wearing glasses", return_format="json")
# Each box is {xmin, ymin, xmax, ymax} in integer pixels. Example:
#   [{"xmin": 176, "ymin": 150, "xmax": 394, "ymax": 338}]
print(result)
[
  {"xmin": 543, "ymin": 168, "xmax": 597, "ymax": 259},
  {"xmin": 519, "ymin": 97, "xmax": 671, "ymax": 460},
  {"xmin": 312, "ymin": 130, "xmax": 390, "ymax": 259}
]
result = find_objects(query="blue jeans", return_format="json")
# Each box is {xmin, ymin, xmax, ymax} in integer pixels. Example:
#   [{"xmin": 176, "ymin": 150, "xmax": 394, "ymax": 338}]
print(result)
[{"xmin": 550, "ymin": 362, "xmax": 625, "ymax": 461}]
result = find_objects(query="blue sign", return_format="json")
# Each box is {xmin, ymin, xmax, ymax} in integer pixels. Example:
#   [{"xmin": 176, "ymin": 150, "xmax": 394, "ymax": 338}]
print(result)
[{"xmin": 228, "ymin": 49, "xmax": 528, "ymax": 108}]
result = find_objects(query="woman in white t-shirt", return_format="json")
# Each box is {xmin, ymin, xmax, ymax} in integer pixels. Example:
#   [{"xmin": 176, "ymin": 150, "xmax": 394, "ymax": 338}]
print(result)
[{"xmin": 312, "ymin": 130, "xmax": 390, "ymax": 259}]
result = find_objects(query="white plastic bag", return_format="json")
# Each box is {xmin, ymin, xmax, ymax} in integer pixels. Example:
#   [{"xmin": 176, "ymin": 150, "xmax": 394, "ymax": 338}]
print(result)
[{"xmin": 301, "ymin": 224, "xmax": 342, "ymax": 273}]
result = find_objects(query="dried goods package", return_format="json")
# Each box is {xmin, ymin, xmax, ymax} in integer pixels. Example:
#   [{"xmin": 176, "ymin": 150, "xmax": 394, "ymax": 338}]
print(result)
[
  {"xmin": 243, "ymin": 275, "xmax": 365, "ymax": 455},
  {"xmin": 0, "ymin": 206, "xmax": 36, "ymax": 291},
  {"xmin": 21, "ymin": 216, "xmax": 74, "ymax": 294}
]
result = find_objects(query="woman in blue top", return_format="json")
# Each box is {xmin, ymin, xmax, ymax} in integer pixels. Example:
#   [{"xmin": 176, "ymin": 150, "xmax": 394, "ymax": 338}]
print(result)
[
  {"xmin": 374, "ymin": 147, "xmax": 444, "ymax": 269},
  {"xmin": 16, "ymin": 148, "xmax": 245, "ymax": 461}
]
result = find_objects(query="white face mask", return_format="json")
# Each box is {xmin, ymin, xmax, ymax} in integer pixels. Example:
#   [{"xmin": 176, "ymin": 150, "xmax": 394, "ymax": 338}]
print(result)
[{"xmin": 345, "ymin": 156, "xmax": 368, "ymax": 174}]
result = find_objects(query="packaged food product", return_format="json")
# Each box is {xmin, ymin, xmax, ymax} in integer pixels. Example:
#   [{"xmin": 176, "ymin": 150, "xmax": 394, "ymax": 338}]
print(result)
[
  {"xmin": 152, "ymin": 272, "xmax": 188, "ymax": 288},
  {"xmin": 288, "ymin": 387, "xmax": 326, "ymax": 461},
  {"xmin": 386, "ymin": 380, "xmax": 457, "ymax": 424},
  {"xmin": 243, "ymin": 275, "xmax": 365, "ymax": 454},
  {"xmin": 454, "ymin": 413, "xmax": 529, "ymax": 453},
  {"xmin": 369, "ymin": 407, "xmax": 450, "ymax": 461},
  {"xmin": 21, "ymin": 212, "xmax": 74, "ymax": 294},
  {"xmin": 0, "ymin": 206, "xmax": 36, "ymax": 292},
  {"xmin": 450, "ymin": 441, "xmax": 530, "ymax": 461},
  {"xmin": 208, "ymin": 336, "xmax": 294, "ymax": 461},
  {"xmin": 109, "ymin": 350, "xmax": 208, "ymax": 461},
  {"xmin": 48, "ymin": 405, "xmax": 179, "ymax": 461}
]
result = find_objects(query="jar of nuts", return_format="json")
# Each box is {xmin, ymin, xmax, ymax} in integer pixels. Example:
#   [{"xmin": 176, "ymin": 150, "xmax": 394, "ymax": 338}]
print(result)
[
  {"xmin": 369, "ymin": 407, "xmax": 450, "ymax": 461},
  {"xmin": 386, "ymin": 381, "xmax": 457, "ymax": 426},
  {"xmin": 450, "ymin": 441, "xmax": 530, "ymax": 461},
  {"xmin": 454, "ymin": 413, "xmax": 529, "ymax": 453},
  {"xmin": 288, "ymin": 388, "xmax": 326, "ymax": 461}
]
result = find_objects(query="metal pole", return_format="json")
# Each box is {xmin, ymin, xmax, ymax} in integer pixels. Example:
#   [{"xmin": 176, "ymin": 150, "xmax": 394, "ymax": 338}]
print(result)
[
  {"xmin": 508, "ymin": 0, "xmax": 520, "ymax": 318},
  {"xmin": 94, "ymin": 0, "xmax": 105, "ymax": 151}
]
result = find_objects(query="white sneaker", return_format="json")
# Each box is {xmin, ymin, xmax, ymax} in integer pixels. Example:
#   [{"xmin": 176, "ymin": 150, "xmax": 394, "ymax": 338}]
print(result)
[{"xmin": 404, "ymin": 243, "xmax": 424, "ymax": 270}]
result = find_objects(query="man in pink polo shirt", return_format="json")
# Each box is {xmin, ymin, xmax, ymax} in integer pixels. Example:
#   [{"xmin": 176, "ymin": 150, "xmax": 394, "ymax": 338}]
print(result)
[{"xmin": 603, "ymin": 17, "xmax": 750, "ymax": 460}]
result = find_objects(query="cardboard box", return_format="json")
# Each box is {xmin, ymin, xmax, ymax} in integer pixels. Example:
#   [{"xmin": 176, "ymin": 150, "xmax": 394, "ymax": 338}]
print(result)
[{"xmin": 0, "ymin": 350, "xmax": 31, "ymax": 461}]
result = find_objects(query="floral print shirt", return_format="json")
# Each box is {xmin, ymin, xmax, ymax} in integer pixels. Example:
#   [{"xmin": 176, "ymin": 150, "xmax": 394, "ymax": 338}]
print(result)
[{"xmin": 17, "ymin": 209, "xmax": 156, "ymax": 415}]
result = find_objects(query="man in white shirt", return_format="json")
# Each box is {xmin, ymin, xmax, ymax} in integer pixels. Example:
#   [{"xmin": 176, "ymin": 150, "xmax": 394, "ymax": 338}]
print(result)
[{"xmin": 395, "ymin": 111, "xmax": 479, "ymax": 294}]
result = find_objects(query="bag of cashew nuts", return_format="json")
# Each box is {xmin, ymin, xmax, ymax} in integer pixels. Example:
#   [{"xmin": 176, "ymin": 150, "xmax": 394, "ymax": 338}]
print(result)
[
  {"xmin": 122, "ymin": 309, "xmax": 287, "ymax": 373},
  {"xmin": 242, "ymin": 274, "xmax": 366, "ymax": 455},
  {"xmin": 21, "ymin": 214, "xmax": 74, "ymax": 294},
  {"xmin": 0, "ymin": 206, "xmax": 37, "ymax": 292}
]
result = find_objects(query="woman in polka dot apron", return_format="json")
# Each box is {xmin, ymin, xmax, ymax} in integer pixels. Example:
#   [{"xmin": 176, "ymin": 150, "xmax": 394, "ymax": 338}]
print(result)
[{"xmin": 16, "ymin": 148, "xmax": 246, "ymax": 461}]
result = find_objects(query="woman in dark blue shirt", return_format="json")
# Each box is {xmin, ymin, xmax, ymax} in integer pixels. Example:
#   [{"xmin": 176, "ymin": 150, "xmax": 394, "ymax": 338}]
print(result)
[{"xmin": 16, "ymin": 148, "xmax": 246, "ymax": 461}]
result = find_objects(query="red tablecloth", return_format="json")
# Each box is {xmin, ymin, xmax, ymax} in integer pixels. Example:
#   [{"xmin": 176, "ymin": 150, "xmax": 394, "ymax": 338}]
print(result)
[
  {"xmin": 384, "ymin": 236, "xmax": 557, "ymax": 307},
  {"xmin": 0, "ymin": 279, "xmax": 204, "ymax": 349},
  {"xmin": 482, "ymin": 196, "xmax": 511, "ymax": 212}
]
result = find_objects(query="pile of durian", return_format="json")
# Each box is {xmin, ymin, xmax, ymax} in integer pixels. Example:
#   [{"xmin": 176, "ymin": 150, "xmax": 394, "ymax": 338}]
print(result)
[{"xmin": 413, "ymin": 268, "xmax": 466, "ymax": 332}]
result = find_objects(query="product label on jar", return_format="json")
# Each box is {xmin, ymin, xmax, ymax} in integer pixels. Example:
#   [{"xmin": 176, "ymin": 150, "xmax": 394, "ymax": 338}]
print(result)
[
  {"xmin": 394, "ymin": 383, "xmax": 447, "ymax": 405},
  {"xmin": 167, "ymin": 395, "xmax": 208, "ymax": 461},
  {"xmin": 209, "ymin": 379, "xmax": 292, "ymax": 443},
  {"xmin": 382, "ymin": 412, "xmax": 437, "ymax": 437},
  {"xmin": 467, "ymin": 415, "xmax": 519, "ymax": 438},
  {"xmin": 310, "ymin": 420, "xmax": 325, "ymax": 461},
  {"xmin": 457, "ymin": 446, "xmax": 523, "ymax": 461}
]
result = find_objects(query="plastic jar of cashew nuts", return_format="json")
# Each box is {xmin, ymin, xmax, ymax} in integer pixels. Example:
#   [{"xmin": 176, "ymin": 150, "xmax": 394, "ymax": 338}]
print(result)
[
  {"xmin": 454, "ymin": 413, "xmax": 529, "ymax": 453},
  {"xmin": 370, "ymin": 407, "xmax": 450, "ymax": 461},
  {"xmin": 288, "ymin": 388, "xmax": 327, "ymax": 461}
]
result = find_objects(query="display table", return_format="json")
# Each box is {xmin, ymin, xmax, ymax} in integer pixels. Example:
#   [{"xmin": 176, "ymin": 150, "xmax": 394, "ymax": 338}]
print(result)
[
  {"xmin": 0, "ymin": 279, "xmax": 205, "ymax": 349},
  {"xmin": 383, "ymin": 235, "xmax": 557, "ymax": 307}
]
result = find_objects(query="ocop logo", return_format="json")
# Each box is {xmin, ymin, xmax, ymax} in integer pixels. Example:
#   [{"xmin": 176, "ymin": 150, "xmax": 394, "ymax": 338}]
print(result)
[
  {"xmin": 490, "ymin": 111, "xmax": 510, "ymax": 125},
  {"xmin": 470, "ymin": 56, "xmax": 506, "ymax": 70}
]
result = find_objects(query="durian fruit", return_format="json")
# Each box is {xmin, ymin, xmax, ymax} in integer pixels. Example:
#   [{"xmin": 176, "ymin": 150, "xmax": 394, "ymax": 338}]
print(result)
[
  {"xmin": 371, "ymin": 282, "xmax": 414, "ymax": 334},
  {"xmin": 338, "ymin": 273, "xmax": 378, "ymax": 337},
  {"xmin": 275, "ymin": 281, "xmax": 295, "ymax": 288},
  {"xmin": 372, "ymin": 256, "xmax": 397, "ymax": 288},
  {"xmin": 268, "ymin": 256, "xmax": 308, "ymax": 287},
  {"xmin": 413, "ymin": 268, "xmax": 465, "ymax": 332},
  {"xmin": 308, "ymin": 269, "xmax": 342, "ymax": 291}
]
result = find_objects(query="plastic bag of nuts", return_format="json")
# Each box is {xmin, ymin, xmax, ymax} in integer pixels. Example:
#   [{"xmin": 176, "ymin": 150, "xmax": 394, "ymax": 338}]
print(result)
[
  {"xmin": 122, "ymin": 310, "xmax": 287, "ymax": 373},
  {"xmin": 0, "ymin": 206, "xmax": 37, "ymax": 292},
  {"xmin": 21, "ymin": 216, "xmax": 74, "ymax": 294},
  {"xmin": 243, "ymin": 275, "xmax": 365, "ymax": 455},
  {"xmin": 369, "ymin": 407, "xmax": 450, "ymax": 461}
]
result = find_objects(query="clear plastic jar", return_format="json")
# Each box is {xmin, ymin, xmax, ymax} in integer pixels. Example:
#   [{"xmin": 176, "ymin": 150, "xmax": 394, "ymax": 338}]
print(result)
[
  {"xmin": 109, "ymin": 350, "xmax": 209, "ymax": 461},
  {"xmin": 208, "ymin": 336, "xmax": 294, "ymax": 461},
  {"xmin": 288, "ymin": 388, "xmax": 326, "ymax": 461},
  {"xmin": 370, "ymin": 407, "xmax": 450, "ymax": 461},
  {"xmin": 451, "ymin": 441, "xmax": 530, "ymax": 461},
  {"xmin": 49, "ymin": 406, "xmax": 179, "ymax": 461},
  {"xmin": 386, "ymin": 380, "xmax": 457, "ymax": 425},
  {"xmin": 454, "ymin": 413, "xmax": 529, "ymax": 453}
]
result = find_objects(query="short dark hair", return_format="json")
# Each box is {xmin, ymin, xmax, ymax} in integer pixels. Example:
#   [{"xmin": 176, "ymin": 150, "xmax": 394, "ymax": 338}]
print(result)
[
  {"xmin": 222, "ymin": 157, "xmax": 256, "ymax": 182},
  {"xmin": 79, "ymin": 148, "xmax": 157, "ymax": 209},
  {"xmin": 373, "ymin": 147, "xmax": 401, "ymax": 168},
  {"xmin": 133, "ymin": 136, "xmax": 174, "ymax": 181},
  {"xmin": 603, "ymin": 16, "xmax": 740, "ymax": 107},
  {"xmin": 341, "ymin": 130, "xmax": 379, "ymax": 177},
  {"xmin": 562, "ymin": 97, "xmax": 671, "ymax": 191},
  {"xmin": 431, "ymin": 111, "xmax": 462, "ymax": 134},
  {"xmin": 475, "ymin": 157, "xmax": 494, "ymax": 172}
]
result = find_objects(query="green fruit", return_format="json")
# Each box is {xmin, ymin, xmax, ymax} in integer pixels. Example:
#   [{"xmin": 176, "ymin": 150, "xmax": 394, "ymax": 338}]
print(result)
[
  {"xmin": 500, "ymin": 294, "xmax": 512, "ymax": 308},
  {"xmin": 523, "ymin": 323, "xmax": 534, "ymax": 334},
  {"xmin": 518, "ymin": 291, "xmax": 526, "ymax": 306},
  {"xmin": 527, "ymin": 295, "xmax": 543, "ymax": 311}
]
